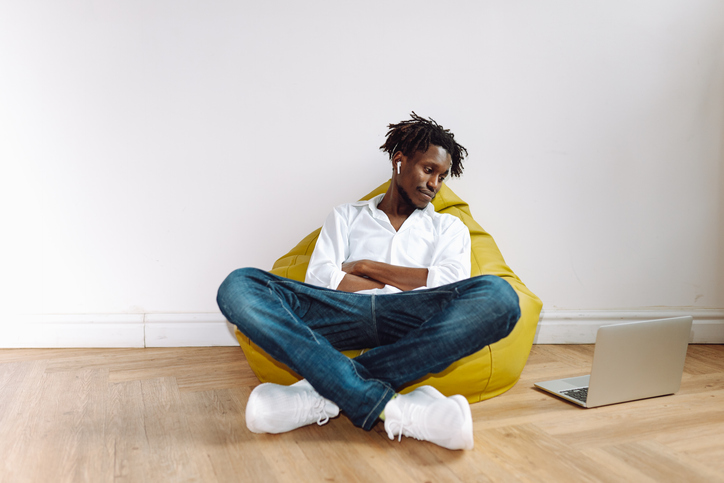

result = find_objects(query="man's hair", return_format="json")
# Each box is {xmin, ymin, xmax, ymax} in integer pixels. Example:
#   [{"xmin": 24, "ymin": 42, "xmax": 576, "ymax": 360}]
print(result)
[{"xmin": 379, "ymin": 112, "xmax": 468, "ymax": 177}]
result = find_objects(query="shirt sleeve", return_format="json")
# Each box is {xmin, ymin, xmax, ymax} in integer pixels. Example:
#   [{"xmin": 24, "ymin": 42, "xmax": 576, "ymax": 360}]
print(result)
[
  {"xmin": 425, "ymin": 216, "xmax": 472, "ymax": 288},
  {"xmin": 305, "ymin": 206, "xmax": 349, "ymax": 290}
]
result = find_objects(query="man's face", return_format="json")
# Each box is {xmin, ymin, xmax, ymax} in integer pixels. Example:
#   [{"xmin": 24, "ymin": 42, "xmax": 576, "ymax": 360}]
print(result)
[{"xmin": 395, "ymin": 144, "xmax": 451, "ymax": 210}]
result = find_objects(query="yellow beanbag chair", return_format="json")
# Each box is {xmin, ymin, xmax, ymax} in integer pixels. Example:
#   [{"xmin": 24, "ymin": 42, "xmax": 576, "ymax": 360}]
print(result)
[{"xmin": 235, "ymin": 181, "xmax": 543, "ymax": 403}]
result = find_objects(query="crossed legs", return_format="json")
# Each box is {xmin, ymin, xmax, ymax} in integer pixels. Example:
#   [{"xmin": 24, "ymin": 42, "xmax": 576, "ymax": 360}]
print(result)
[{"xmin": 217, "ymin": 267, "xmax": 521, "ymax": 434}]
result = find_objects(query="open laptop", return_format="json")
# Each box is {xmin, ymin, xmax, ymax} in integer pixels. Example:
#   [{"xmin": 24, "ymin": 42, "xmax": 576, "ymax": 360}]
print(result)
[{"xmin": 535, "ymin": 316, "xmax": 692, "ymax": 408}]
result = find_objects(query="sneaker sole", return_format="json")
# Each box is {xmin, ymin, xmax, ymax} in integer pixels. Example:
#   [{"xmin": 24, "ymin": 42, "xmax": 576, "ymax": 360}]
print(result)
[
  {"xmin": 449, "ymin": 395, "xmax": 474, "ymax": 450},
  {"xmin": 245, "ymin": 383, "xmax": 271, "ymax": 434}
]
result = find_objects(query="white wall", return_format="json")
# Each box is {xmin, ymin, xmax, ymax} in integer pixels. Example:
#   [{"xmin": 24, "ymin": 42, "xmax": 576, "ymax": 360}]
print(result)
[{"xmin": 1, "ymin": 1, "xmax": 723, "ymax": 346}]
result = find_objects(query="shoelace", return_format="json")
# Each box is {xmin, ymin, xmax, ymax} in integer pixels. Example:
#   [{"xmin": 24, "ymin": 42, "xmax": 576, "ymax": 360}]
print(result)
[
  {"xmin": 297, "ymin": 391, "xmax": 331, "ymax": 426},
  {"xmin": 386, "ymin": 410, "xmax": 423, "ymax": 442}
]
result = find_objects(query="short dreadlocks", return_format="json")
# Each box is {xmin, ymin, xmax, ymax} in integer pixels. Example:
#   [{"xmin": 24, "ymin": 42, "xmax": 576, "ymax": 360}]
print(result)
[{"xmin": 379, "ymin": 112, "xmax": 468, "ymax": 178}]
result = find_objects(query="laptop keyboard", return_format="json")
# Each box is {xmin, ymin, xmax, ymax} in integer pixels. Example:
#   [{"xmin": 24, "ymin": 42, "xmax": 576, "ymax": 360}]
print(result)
[{"xmin": 561, "ymin": 387, "xmax": 588, "ymax": 403}]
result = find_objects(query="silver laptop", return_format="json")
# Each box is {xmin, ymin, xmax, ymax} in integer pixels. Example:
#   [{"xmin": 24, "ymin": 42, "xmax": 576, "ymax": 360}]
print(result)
[{"xmin": 535, "ymin": 316, "xmax": 692, "ymax": 408}]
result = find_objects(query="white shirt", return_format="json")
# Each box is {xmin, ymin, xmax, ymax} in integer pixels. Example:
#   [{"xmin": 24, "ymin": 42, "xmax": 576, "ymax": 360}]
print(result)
[{"xmin": 305, "ymin": 194, "xmax": 472, "ymax": 294}]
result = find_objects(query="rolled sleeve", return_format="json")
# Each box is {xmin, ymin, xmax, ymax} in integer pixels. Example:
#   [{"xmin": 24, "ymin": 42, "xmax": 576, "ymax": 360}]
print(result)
[
  {"xmin": 305, "ymin": 207, "xmax": 349, "ymax": 290},
  {"xmin": 425, "ymin": 217, "xmax": 471, "ymax": 288}
]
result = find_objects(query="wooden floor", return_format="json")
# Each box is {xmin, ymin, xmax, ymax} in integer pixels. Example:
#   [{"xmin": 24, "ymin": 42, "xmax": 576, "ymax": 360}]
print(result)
[{"xmin": 0, "ymin": 344, "xmax": 722, "ymax": 483}]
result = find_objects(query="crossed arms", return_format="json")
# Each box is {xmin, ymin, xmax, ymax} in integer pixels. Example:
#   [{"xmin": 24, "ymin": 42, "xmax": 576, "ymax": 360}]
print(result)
[
  {"xmin": 337, "ymin": 260, "xmax": 428, "ymax": 293},
  {"xmin": 304, "ymin": 201, "xmax": 472, "ymax": 294}
]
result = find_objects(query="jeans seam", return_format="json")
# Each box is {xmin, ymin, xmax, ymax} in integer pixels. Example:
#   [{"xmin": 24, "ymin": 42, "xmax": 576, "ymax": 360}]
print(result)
[
  {"xmin": 362, "ymin": 386, "xmax": 394, "ymax": 429},
  {"xmin": 344, "ymin": 355, "xmax": 393, "ymax": 429},
  {"xmin": 371, "ymin": 294, "xmax": 380, "ymax": 347},
  {"xmin": 267, "ymin": 280, "xmax": 323, "ymax": 345}
]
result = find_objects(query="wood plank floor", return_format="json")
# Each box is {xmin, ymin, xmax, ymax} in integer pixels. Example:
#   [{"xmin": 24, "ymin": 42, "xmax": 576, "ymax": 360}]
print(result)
[{"xmin": 0, "ymin": 344, "xmax": 722, "ymax": 482}]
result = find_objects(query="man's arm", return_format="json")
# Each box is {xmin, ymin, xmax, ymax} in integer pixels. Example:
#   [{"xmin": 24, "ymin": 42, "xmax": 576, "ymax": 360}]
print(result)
[
  {"xmin": 307, "ymin": 203, "xmax": 471, "ymax": 293},
  {"xmin": 336, "ymin": 272, "xmax": 385, "ymax": 293},
  {"xmin": 307, "ymin": 204, "xmax": 430, "ymax": 292},
  {"xmin": 340, "ymin": 260, "xmax": 428, "ymax": 292},
  {"xmin": 306, "ymin": 206, "xmax": 355, "ymax": 290},
  {"xmin": 340, "ymin": 215, "xmax": 472, "ymax": 292},
  {"xmin": 425, "ymin": 216, "xmax": 471, "ymax": 287}
]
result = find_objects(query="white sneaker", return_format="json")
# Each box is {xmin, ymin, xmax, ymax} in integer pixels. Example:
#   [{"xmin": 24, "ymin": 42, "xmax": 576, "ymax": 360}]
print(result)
[
  {"xmin": 245, "ymin": 379, "xmax": 340, "ymax": 434},
  {"xmin": 383, "ymin": 386, "xmax": 474, "ymax": 450}
]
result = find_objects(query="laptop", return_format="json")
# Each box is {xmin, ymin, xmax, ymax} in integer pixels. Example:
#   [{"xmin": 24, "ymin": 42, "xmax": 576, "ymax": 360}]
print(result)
[{"xmin": 535, "ymin": 316, "xmax": 693, "ymax": 408}]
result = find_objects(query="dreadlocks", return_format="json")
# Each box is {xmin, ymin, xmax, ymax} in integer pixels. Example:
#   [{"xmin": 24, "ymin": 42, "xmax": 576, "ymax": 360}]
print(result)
[{"xmin": 379, "ymin": 112, "xmax": 468, "ymax": 178}]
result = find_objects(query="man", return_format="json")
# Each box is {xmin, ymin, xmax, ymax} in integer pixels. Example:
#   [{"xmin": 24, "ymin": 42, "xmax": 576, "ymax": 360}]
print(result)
[{"xmin": 217, "ymin": 113, "xmax": 520, "ymax": 451}]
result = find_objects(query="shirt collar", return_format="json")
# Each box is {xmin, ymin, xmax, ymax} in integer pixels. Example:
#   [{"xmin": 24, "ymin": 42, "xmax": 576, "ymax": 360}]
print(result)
[{"xmin": 355, "ymin": 193, "xmax": 436, "ymax": 220}]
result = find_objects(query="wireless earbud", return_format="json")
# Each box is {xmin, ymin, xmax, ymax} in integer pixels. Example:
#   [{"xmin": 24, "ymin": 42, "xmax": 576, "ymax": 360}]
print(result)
[{"xmin": 396, "ymin": 161, "xmax": 401, "ymax": 174}]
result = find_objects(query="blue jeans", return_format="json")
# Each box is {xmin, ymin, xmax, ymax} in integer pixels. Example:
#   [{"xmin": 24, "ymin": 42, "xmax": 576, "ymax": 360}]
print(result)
[{"xmin": 217, "ymin": 268, "xmax": 520, "ymax": 430}]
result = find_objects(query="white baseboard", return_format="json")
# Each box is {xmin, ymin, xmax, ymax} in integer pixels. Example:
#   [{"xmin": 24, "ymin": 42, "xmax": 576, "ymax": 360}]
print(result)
[
  {"xmin": 2, "ymin": 314, "xmax": 146, "ymax": 348},
  {"xmin": 144, "ymin": 313, "xmax": 238, "ymax": 347},
  {"xmin": 535, "ymin": 309, "xmax": 724, "ymax": 344},
  {"xmin": 0, "ymin": 313, "xmax": 237, "ymax": 348},
  {"xmin": 1, "ymin": 309, "xmax": 722, "ymax": 348}
]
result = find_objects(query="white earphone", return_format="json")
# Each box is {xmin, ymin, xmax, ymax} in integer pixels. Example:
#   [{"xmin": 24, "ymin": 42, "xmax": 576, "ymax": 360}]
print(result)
[{"xmin": 396, "ymin": 161, "xmax": 401, "ymax": 174}]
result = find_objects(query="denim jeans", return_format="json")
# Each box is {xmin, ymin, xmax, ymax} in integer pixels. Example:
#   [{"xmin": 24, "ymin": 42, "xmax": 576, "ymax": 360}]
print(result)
[{"xmin": 217, "ymin": 268, "xmax": 521, "ymax": 430}]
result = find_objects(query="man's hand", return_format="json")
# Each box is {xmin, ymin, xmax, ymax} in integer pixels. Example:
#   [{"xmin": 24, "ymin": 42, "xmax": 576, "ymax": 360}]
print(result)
[
  {"xmin": 336, "ymin": 260, "xmax": 386, "ymax": 292},
  {"xmin": 341, "ymin": 260, "xmax": 367, "ymax": 276},
  {"xmin": 339, "ymin": 259, "xmax": 428, "ymax": 292},
  {"xmin": 336, "ymin": 273, "xmax": 385, "ymax": 293}
]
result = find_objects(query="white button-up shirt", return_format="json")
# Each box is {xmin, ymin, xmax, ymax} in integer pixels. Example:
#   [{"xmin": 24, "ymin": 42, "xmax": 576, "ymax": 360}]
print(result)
[{"xmin": 305, "ymin": 194, "xmax": 471, "ymax": 294}]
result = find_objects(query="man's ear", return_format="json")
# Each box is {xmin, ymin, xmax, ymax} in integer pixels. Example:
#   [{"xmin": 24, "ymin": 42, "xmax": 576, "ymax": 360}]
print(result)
[{"xmin": 391, "ymin": 151, "xmax": 404, "ymax": 171}]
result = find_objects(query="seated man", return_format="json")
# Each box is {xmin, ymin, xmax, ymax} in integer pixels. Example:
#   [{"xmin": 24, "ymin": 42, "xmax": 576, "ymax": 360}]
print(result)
[{"xmin": 217, "ymin": 113, "xmax": 521, "ymax": 451}]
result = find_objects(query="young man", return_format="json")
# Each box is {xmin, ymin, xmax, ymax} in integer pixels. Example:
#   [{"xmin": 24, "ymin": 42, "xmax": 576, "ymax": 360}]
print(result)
[{"xmin": 217, "ymin": 113, "xmax": 520, "ymax": 451}]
